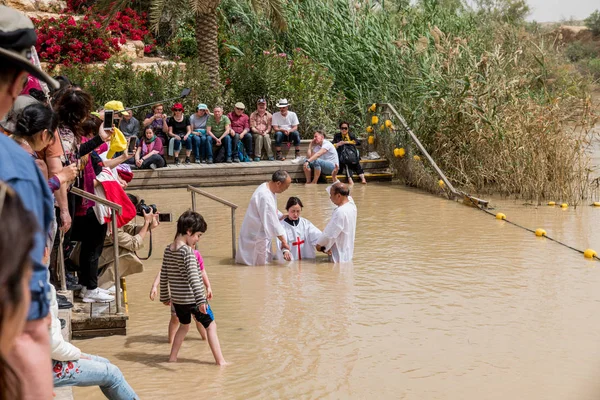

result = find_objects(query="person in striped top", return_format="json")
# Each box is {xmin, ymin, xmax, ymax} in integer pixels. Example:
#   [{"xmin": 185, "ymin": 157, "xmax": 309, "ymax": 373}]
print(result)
[{"xmin": 159, "ymin": 211, "xmax": 226, "ymax": 365}]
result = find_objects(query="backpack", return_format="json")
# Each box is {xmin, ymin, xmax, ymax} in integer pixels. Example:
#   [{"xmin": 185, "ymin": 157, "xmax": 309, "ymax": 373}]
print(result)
[
  {"xmin": 237, "ymin": 142, "xmax": 251, "ymax": 162},
  {"xmin": 339, "ymin": 144, "xmax": 359, "ymax": 165}
]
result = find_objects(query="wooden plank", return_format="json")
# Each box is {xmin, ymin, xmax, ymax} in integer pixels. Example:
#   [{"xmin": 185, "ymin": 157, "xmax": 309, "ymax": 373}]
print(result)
[{"xmin": 72, "ymin": 328, "xmax": 126, "ymax": 339}]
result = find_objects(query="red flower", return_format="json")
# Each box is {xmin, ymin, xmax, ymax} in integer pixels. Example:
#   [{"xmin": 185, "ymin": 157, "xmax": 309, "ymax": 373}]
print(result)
[
  {"xmin": 67, "ymin": 362, "xmax": 74, "ymax": 370},
  {"xmin": 53, "ymin": 363, "xmax": 62, "ymax": 373}
]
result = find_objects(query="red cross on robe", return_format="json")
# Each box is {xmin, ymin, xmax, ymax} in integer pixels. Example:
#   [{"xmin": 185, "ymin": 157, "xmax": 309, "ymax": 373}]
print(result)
[{"xmin": 292, "ymin": 236, "xmax": 305, "ymax": 260}]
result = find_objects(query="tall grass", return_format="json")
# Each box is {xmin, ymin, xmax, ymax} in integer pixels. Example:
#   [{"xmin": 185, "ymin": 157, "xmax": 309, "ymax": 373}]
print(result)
[{"xmin": 220, "ymin": 0, "xmax": 597, "ymax": 202}]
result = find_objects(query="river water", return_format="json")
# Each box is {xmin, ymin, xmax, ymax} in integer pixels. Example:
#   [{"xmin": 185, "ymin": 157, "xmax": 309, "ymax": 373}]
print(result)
[{"xmin": 71, "ymin": 180, "xmax": 600, "ymax": 400}]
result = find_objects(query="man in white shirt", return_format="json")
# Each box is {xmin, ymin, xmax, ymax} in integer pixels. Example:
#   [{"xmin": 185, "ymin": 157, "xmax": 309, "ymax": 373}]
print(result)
[
  {"xmin": 316, "ymin": 182, "xmax": 357, "ymax": 263},
  {"xmin": 271, "ymin": 98, "xmax": 301, "ymax": 161},
  {"xmin": 304, "ymin": 129, "xmax": 339, "ymax": 184},
  {"xmin": 236, "ymin": 170, "xmax": 292, "ymax": 265}
]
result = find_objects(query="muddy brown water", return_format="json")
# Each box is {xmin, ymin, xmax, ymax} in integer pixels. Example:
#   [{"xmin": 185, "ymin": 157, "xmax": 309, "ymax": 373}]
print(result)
[{"xmin": 73, "ymin": 180, "xmax": 600, "ymax": 400}]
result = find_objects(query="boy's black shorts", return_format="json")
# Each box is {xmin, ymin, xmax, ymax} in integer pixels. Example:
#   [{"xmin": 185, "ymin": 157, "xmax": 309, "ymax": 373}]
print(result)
[{"xmin": 173, "ymin": 303, "xmax": 214, "ymax": 328}]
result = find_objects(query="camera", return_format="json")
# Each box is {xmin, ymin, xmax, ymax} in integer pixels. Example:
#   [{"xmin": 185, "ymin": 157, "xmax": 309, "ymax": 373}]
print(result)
[{"xmin": 136, "ymin": 199, "xmax": 157, "ymax": 216}]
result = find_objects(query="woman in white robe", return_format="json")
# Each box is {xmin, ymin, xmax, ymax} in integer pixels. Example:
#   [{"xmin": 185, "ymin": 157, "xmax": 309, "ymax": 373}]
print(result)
[{"xmin": 276, "ymin": 197, "xmax": 322, "ymax": 261}]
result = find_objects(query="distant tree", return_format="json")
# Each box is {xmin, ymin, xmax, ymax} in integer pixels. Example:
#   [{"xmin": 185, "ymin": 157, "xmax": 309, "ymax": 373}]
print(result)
[
  {"xmin": 585, "ymin": 10, "xmax": 600, "ymax": 36},
  {"xmin": 475, "ymin": 0, "xmax": 530, "ymax": 24}
]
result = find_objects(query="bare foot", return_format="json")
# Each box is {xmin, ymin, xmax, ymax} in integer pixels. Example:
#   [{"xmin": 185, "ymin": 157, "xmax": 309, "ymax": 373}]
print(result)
[
  {"xmin": 216, "ymin": 360, "xmax": 229, "ymax": 366},
  {"xmin": 305, "ymin": 182, "xmax": 316, "ymax": 185},
  {"xmin": 168, "ymin": 358, "xmax": 178, "ymax": 362},
  {"xmin": 348, "ymin": 178, "xmax": 354, "ymax": 185},
  {"xmin": 361, "ymin": 180, "xmax": 367, "ymax": 184}
]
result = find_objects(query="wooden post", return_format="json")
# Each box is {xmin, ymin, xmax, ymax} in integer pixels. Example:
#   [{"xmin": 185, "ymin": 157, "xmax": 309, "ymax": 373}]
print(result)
[
  {"xmin": 112, "ymin": 210, "xmax": 122, "ymax": 315},
  {"xmin": 231, "ymin": 207, "xmax": 236, "ymax": 259},
  {"xmin": 58, "ymin": 231, "xmax": 67, "ymax": 291}
]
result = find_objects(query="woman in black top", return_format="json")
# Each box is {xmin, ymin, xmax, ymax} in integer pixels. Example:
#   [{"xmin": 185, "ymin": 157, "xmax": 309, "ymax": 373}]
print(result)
[
  {"xmin": 332, "ymin": 121, "xmax": 366, "ymax": 185},
  {"xmin": 167, "ymin": 103, "xmax": 192, "ymax": 165}
]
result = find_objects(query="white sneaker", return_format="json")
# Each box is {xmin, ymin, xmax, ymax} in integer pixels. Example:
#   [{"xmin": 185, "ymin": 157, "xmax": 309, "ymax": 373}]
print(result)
[
  {"xmin": 105, "ymin": 285, "xmax": 122, "ymax": 295},
  {"xmin": 77, "ymin": 287, "xmax": 87, "ymax": 299},
  {"xmin": 97, "ymin": 287, "xmax": 113, "ymax": 295},
  {"xmin": 82, "ymin": 288, "xmax": 114, "ymax": 303}
]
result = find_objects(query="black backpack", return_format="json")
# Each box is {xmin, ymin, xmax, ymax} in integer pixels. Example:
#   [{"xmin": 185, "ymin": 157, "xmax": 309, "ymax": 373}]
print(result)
[{"xmin": 339, "ymin": 144, "xmax": 359, "ymax": 164}]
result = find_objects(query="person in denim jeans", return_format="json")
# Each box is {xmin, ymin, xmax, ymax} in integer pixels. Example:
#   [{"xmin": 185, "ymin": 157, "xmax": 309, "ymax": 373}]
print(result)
[
  {"xmin": 272, "ymin": 99, "xmax": 301, "ymax": 160},
  {"xmin": 190, "ymin": 103, "xmax": 212, "ymax": 163},
  {"xmin": 49, "ymin": 286, "xmax": 139, "ymax": 399},
  {"xmin": 304, "ymin": 129, "xmax": 339, "ymax": 184},
  {"xmin": 167, "ymin": 103, "xmax": 192, "ymax": 165},
  {"xmin": 206, "ymin": 106, "xmax": 233, "ymax": 163},
  {"xmin": 227, "ymin": 102, "xmax": 253, "ymax": 162}
]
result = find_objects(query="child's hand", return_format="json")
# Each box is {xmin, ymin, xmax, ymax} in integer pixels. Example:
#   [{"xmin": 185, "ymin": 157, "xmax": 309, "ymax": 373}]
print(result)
[
  {"xmin": 199, "ymin": 303, "xmax": 208, "ymax": 314},
  {"xmin": 206, "ymin": 286, "xmax": 213, "ymax": 301},
  {"xmin": 149, "ymin": 286, "xmax": 157, "ymax": 301},
  {"xmin": 162, "ymin": 300, "xmax": 170, "ymax": 306}
]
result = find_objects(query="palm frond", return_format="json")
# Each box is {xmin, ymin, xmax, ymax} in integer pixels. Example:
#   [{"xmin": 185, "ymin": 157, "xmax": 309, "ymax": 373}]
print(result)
[{"xmin": 249, "ymin": 0, "xmax": 288, "ymax": 32}]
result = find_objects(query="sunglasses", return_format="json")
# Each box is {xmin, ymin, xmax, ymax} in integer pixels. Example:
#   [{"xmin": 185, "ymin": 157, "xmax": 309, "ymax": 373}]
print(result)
[
  {"xmin": 340, "ymin": 127, "xmax": 349, "ymax": 130},
  {"xmin": 173, "ymin": 109, "xmax": 183, "ymax": 112}
]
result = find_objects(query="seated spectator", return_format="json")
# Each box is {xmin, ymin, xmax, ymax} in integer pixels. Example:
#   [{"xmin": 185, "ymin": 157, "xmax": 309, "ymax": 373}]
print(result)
[
  {"xmin": 190, "ymin": 103, "xmax": 211, "ymax": 164},
  {"xmin": 167, "ymin": 103, "xmax": 192, "ymax": 165},
  {"xmin": 250, "ymin": 99, "xmax": 274, "ymax": 161},
  {"xmin": 143, "ymin": 103, "xmax": 168, "ymax": 146},
  {"xmin": 206, "ymin": 106, "xmax": 233, "ymax": 163},
  {"xmin": 134, "ymin": 128, "xmax": 165, "ymax": 170},
  {"xmin": 228, "ymin": 102, "xmax": 253, "ymax": 162},
  {"xmin": 332, "ymin": 121, "xmax": 366, "ymax": 185},
  {"xmin": 49, "ymin": 285, "xmax": 139, "ymax": 398},
  {"xmin": 0, "ymin": 182, "xmax": 38, "ymax": 400},
  {"xmin": 272, "ymin": 99, "xmax": 301, "ymax": 161},
  {"xmin": 117, "ymin": 109, "xmax": 139, "ymax": 139},
  {"xmin": 303, "ymin": 129, "xmax": 339, "ymax": 184}
]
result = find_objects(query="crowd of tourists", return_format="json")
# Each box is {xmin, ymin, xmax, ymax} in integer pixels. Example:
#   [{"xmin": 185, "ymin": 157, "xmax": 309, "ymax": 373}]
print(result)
[{"xmin": 0, "ymin": 5, "xmax": 361, "ymax": 400}]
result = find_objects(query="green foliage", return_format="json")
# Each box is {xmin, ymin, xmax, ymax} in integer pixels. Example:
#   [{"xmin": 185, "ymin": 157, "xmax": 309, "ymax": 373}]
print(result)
[
  {"xmin": 225, "ymin": 48, "xmax": 344, "ymax": 136},
  {"xmin": 163, "ymin": 19, "xmax": 198, "ymax": 59},
  {"xmin": 585, "ymin": 9, "xmax": 600, "ymax": 36},
  {"xmin": 61, "ymin": 60, "xmax": 219, "ymax": 121},
  {"xmin": 578, "ymin": 57, "xmax": 600, "ymax": 80},
  {"xmin": 564, "ymin": 41, "xmax": 599, "ymax": 62}
]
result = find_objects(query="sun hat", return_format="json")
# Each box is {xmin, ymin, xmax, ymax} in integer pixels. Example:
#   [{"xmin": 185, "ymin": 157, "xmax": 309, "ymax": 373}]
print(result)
[
  {"xmin": 172, "ymin": 102, "xmax": 184, "ymax": 111},
  {"xmin": 276, "ymin": 99, "xmax": 290, "ymax": 108},
  {"xmin": 0, "ymin": 94, "xmax": 39, "ymax": 133},
  {"xmin": 104, "ymin": 100, "xmax": 129, "ymax": 116},
  {"xmin": 234, "ymin": 102, "xmax": 245, "ymax": 110},
  {"xmin": 197, "ymin": 103, "xmax": 208, "ymax": 111},
  {"xmin": 0, "ymin": 6, "xmax": 59, "ymax": 90}
]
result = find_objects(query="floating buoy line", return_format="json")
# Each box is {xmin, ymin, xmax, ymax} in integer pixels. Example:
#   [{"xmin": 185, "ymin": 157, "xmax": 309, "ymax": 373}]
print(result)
[{"xmin": 465, "ymin": 196, "xmax": 600, "ymax": 261}]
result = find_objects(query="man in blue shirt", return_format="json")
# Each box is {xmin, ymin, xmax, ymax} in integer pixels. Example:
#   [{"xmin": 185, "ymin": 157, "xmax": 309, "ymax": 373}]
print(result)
[{"xmin": 0, "ymin": 5, "xmax": 60, "ymax": 399}]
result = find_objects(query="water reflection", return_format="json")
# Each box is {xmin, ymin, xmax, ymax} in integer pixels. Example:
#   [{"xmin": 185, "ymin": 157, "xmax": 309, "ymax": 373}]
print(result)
[{"xmin": 75, "ymin": 182, "xmax": 600, "ymax": 399}]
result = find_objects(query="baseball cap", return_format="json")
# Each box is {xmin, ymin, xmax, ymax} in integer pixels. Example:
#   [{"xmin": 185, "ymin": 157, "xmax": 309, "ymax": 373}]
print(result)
[
  {"xmin": 257, "ymin": 98, "xmax": 267, "ymax": 104},
  {"xmin": 234, "ymin": 102, "xmax": 245, "ymax": 110},
  {"xmin": 0, "ymin": 94, "xmax": 39, "ymax": 133},
  {"xmin": 197, "ymin": 103, "xmax": 208, "ymax": 110},
  {"xmin": 104, "ymin": 100, "xmax": 129, "ymax": 116},
  {"xmin": 172, "ymin": 102, "xmax": 184, "ymax": 111},
  {"xmin": 0, "ymin": 6, "xmax": 59, "ymax": 90}
]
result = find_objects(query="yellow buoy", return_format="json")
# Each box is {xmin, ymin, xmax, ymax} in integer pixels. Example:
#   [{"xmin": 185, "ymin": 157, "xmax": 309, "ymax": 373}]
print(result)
[
  {"xmin": 561, "ymin": 203, "xmax": 568, "ymax": 208},
  {"xmin": 393, "ymin": 147, "xmax": 405, "ymax": 158},
  {"xmin": 371, "ymin": 116, "xmax": 379, "ymax": 125},
  {"xmin": 535, "ymin": 228, "xmax": 546, "ymax": 237},
  {"xmin": 438, "ymin": 179, "xmax": 445, "ymax": 188},
  {"xmin": 413, "ymin": 155, "xmax": 421, "ymax": 161},
  {"xmin": 495, "ymin": 213, "xmax": 506, "ymax": 220},
  {"xmin": 547, "ymin": 201, "xmax": 555, "ymax": 206},
  {"xmin": 593, "ymin": 202, "xmax": 600, "ymax": 207},
  {"xmin": 584, "ymin": 248, "xmax": 597, "ymax": 259},
  {"xmin": 366, "ymin": 126, "xmax": 373, "ymax": 134},
  {"xmin": 368, "ymin": 135, "xmax": 374, "ymax": 145},
  {"xmin": 385, "ymin": 119, "xmax": 392, "ymax": 128},
  {"xmin": 368, "ymin": 103, "xmax": 377, "ymax": 112}
]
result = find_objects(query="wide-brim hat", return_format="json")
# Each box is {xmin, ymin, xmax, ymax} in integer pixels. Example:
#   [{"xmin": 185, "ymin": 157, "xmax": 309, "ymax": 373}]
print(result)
[
  {"xmin": 276, "ymin": 99, "xmax": 290, "ymax": 107},
  {"xmin": 0, "ymin": 94, "xmax": 39, "ymax": 133},
  {"xmin": 0, "ymin": 6, "xmax": 59, "ymax": 90},
  {"xmin": 104, "ymin": 100, "xmax": 129, "ymax": 116}
]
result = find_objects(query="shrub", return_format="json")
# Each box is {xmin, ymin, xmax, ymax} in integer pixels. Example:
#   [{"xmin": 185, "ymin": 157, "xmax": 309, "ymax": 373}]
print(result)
[
  {"xmin": 564, "ymin": 41, "xmax": 598, "ymax": 62},
  {"xmin": 225, "ymin": 47, "xmax": 345, "ymax": 137},
  {"xmin": 585, "ymin": 10, "xmax": 600, "ymax": 36},
  {"xmin": 163, "ymin": 20, "xmax": 198, "ymax": 59}
]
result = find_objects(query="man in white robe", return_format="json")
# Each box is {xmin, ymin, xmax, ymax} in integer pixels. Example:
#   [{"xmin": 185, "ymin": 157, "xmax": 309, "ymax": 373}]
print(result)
[
  {"xmin": 236, "ymin": 170, "xmax": 292, "ymax": 265},
  {"xmin": 316, "ymin": 182, "xmax": 357, "ymax": 263}
]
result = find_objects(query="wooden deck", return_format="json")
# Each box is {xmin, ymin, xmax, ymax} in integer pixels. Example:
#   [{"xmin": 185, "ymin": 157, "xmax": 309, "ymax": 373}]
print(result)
[
  {"xmin": 71, "ymin": 291, "xmax": 129, "ymax": 339},
  {"xmin": 129, "ymin": 158, "xmax": 392, "ymax": 189}
]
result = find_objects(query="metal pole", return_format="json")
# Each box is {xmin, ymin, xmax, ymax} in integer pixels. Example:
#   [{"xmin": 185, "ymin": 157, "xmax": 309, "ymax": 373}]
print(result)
[
  {"xmin": 58, "ymin": 231, "xmax": 66, "ymax": 291},
  {"xmin": 191, "ymin": 191, "xmax": 196, "ymax": 212},
  {"xmin": 231, "ymin": 207, "xmax": 236, "ymax": 259},
  {"xmin": 112, "ymin": 210, "xmax": 122, "ymax": 315}
]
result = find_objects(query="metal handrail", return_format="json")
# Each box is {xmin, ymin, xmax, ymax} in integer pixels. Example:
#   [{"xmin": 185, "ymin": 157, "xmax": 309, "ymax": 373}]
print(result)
[
  {"xmin": 65, "ymin": 187, "xmax": 124, "ymax": 315},
  {"xmin": 187, "ymin": 186, "xmax": 238, "ymax": 259}
]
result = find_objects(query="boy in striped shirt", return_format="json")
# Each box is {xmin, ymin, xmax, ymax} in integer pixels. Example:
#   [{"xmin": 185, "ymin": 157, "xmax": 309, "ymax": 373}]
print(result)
[{"xmin": 159, "ymin": 211, "xmax": 226, "ymax": 365}]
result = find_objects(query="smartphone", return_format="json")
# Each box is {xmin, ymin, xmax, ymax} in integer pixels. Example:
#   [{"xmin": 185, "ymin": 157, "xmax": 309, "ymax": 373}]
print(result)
[
  {"xmin": 127, "ymin": 136, "xmax": 137, "ymax": 153},
  {"xmin": 103, "ymin": 110, "xmax": 114, "ymax": 131},
  {"xmin": 158, "ymin": 213, "xmax": 172, "ymax": 223}
]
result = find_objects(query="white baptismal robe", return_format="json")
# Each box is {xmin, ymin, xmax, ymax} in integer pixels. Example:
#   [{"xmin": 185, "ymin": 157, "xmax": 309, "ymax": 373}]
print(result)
[
  {"xmin": 236, "ymin": 182, "xmax": 285, "ymax": 265},
  {"xmin": 276, "ymin": 217, "xmax": 322, "ymax": 261},
  {"xmin": 317, "ymin": 199, "xmax": 357, "ymax": 263}
]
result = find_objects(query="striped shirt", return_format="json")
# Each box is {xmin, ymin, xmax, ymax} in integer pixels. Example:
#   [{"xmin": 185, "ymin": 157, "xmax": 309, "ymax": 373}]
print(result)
[{"xmin": 159, "ymin": 244, "xmax": 206, "ymax": 307}]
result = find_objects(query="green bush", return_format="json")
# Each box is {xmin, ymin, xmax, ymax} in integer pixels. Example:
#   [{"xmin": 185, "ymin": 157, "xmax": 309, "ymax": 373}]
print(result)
[
  {"xmin": 564, "ymin": 41, "xmax": 598, "ymax": 62},
  {"xmin": 225, "ymin": 48, "xmax": 344, "ymax": 137},
  {"xmin": 585, "ymin": 9, "xmax": 600, "ymax": 36},
  {"xmin": 163, "ymin": 20, "xmax": 198, "ymax": 59},
  {"xmin": 578, "ymin": 57, "xmax": 600, "ymax": 79}
]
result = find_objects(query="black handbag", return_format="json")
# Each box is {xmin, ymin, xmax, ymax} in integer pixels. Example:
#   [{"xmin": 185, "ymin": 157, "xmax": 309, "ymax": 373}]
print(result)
[{"xmin": 339, "ymin": 144, "xmax": 359, "ymax": 164}]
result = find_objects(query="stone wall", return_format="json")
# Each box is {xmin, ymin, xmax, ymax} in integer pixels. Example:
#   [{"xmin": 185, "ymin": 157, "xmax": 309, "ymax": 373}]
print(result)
[{"xmin": 1, "ymin": 0, "xmax": 66, "ymax": 13}]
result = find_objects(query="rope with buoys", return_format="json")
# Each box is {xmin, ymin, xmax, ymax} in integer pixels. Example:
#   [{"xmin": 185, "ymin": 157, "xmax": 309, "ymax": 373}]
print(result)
[{"xmin": 465, "ymin": 195, "xmax": 600, "ymax": 261}]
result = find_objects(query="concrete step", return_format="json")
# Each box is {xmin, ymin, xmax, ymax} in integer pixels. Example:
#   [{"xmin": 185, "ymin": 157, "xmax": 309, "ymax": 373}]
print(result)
[{"xmin": 325, "ymin": 172, "xmax": 393, "ymax": 183}]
